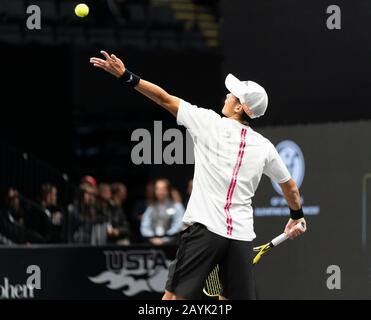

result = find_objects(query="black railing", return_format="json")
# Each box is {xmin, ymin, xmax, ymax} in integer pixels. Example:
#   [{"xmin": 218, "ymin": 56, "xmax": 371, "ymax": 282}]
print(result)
[
  {"xmin": 0, "ymin": 143, "xmax": 135, "ymax": 246},
  {"xmin": 0, "ymin": 142, "xmax": 71, "ymax": 208}
]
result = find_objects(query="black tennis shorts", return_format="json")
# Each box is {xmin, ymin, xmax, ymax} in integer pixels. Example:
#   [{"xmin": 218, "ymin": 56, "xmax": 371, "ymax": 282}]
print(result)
[{"xmin": 165, "ymin": 223, "xmax": 256, "ymax": 300}]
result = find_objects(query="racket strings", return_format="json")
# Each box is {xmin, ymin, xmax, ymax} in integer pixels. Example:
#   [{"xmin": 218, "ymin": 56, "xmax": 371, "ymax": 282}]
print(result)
[
  {"xmin": 203, "ymin": 242, "xmax": 274, "ymax": 296},
  {"xmin": 204, "ymin": 264, "xmax": 221, "ymax": 297}
]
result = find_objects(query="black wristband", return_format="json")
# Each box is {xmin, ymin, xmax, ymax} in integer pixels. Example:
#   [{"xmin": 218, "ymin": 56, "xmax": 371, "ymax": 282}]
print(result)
[
  {"xmin": 290, "ymin": 207, "xmax": 304, "ymax": 220},
  {"xmin": 120, "ymin": 69, "xmax": 140, "ymax": 87}
]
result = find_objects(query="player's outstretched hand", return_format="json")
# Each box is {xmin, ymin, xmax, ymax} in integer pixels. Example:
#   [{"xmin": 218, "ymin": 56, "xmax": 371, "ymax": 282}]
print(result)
[
  {"xmin": 90, "ymin": 50, "xmax": 125, "ymax": 78},
  {"xmin": 284, "ymin": 218, "xmax": 307, "ymax": 239}
]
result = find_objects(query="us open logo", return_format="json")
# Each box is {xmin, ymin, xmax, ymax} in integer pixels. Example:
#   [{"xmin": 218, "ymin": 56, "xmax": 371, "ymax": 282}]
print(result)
[{"xmin": 272, "ymin": 140, "xmax": 305, "ymax": 195}]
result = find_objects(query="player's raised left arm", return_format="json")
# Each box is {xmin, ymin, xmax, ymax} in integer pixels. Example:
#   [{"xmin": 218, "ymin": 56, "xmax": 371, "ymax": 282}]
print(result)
[{"xmin": 90, "ymin": 50, "xmax": 180, "ymax": 117}]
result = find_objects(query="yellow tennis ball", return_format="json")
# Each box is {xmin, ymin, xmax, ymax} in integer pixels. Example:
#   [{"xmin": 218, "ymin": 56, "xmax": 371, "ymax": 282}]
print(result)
[{"xmin": 75, "ymin": 3, "xmax": 89, "ymax": 18}]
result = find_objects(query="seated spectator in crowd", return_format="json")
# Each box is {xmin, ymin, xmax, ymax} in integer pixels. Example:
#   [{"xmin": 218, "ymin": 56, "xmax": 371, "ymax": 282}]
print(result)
[
  {"xmin": 38, "ymin": 184, "xmax": 65, "ymax": 243},
  {"xmin": 111, "ymin": 183, "xmax": 127, "ymax": 207},
  {"xmin": 96, "ymin": 183, "xmax": 112, "ymax": 218},
  {"xmin": 108, "ymin": 183, "xmax": 131, "ymax": 245},
  {"xmin": 0, "ymin": 188, "xmax": 44, "ymax": 244},
  {"xmin": 131, "ymin": 181, "xmax": 154, "ymax": 238},
  {"xmin": 69, "ymin": 176, "xmax": 107, "ymax": 244},
  {"xmin": 171, "ymin": 188, "xmax": 183, "ymax": 205},
  {"xmin": 4, "ymin": 189, "xmax": 27, "ymax": 226},
  {"xmin": 140, "ymin": 178, "xmax": 185, "ymax": 246},
  {"xmin": 70, "ymin": 177, "xmax": 130, "ymax": 245}
]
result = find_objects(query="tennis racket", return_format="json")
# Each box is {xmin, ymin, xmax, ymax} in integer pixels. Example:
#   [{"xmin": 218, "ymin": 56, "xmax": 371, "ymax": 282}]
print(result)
[{"xmin": 203, "ymin": 222, "xmax": 305, "ymax": 297}]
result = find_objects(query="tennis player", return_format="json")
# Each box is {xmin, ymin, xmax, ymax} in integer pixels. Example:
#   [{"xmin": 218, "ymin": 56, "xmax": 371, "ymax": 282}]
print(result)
[{"xmin": 90, "ymin": 51, "xmax": 307, "ymax": 300}]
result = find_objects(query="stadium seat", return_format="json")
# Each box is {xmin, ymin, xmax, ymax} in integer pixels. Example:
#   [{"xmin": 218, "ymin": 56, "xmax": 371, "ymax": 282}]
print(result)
[
  {"xmin": 150, "ymin": 5, "xmax": 180, "ymax": 29},
  {"xmin": 88, "ymin": 27, "xmax": 117, "ymax": 47},
  {"xmin": 149, "ymin": 29, "xmax": 177, "ymax": 49},
  {"xmin": 56, "ymin": 26, "xmax": 86, "ymax": 45},
  {"xmin": 127, "ymin": 4, "xmax": 149, "ymax": 26},
  {"xmin": 181, "ymin": 29, "xmax": 206, "ymax": 49},
  {"xmin": 2, "ymin": 0, "xmax": 26, "ymax": 21},
  {"xmin": 118, "ymin": 29, "xmax": 147, "ymax": 48},
  {"xmin": 25, "ymin": 25, "xmax": 54, "ymax": 45}
]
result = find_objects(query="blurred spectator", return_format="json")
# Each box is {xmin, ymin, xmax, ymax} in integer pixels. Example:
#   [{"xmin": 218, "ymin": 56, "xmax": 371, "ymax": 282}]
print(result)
[
  {"xmin": 70, "ymin": 178, "xmax": 132, "ymax": 245},
  {"xmin": 80, "ymin": 175, "xmax": 97, "ymax": 188},
  {"xmin": 131, "ymin": 181, "xmax": 154, "ymax": 238},
  {"xmin": 5, "ymin": 189, "xmax": 26, "ymax": 225},
  {"xmin": 96, "ymin": 183, "xmax": 112, "ymax": 216},
  {"xmin": 69, "ymin": 177, "xmax": 107, "ymax": 244},
  {"xmin": 184, "ymin": 179, "xmax": 193, "ymax": 207},
  {"xmin": 108, "ymin": 182, "xmax": 131, "ymax": 245},
  {"xmin": 38, "ymin": 184, "xmax": 65, "ymax": 243},
  {"xmin": 0, "ymin": 188, "xmax": 44, "ymax": 244},
  {"xmin": 112, "ymin": 182, "xmax": 127, "ymax": 204},
  {"xmin": 140, "ymin": 178, "xmax": 185, "ymax": 246},
  {"xmin": 171, "ymin": 188, "xmax": 183, "ymax": 204}
]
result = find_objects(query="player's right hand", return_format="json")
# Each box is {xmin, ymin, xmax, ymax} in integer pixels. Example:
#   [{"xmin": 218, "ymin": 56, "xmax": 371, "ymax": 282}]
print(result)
[
  {"xmin": 284, "ymin": 217, "xmax": 307, "ymax": 239},
  {"xmin": 90, "ymin": 50, "xmax": 125, "ymax": 78}
]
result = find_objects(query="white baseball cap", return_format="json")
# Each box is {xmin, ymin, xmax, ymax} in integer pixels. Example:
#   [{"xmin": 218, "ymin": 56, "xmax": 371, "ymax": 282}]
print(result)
[{"xmin": 225, "ymin": 73, "xmax": 268, "ymax": 119}]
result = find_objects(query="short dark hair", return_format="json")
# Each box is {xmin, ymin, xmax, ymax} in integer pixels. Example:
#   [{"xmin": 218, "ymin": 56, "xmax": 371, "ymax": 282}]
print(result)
[
  {"xmin": 234, "ymin": 96, "xmax": 251, "ymax": 125},
  {"xmin": 240, "ymin": 111, "xmax": 251, "ymax": 125}
]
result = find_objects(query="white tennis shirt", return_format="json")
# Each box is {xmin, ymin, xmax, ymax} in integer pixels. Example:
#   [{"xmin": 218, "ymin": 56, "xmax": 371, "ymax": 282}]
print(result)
[{"xmin": 177, "ymin": 99, "xmax": 291, "ymax": 241}]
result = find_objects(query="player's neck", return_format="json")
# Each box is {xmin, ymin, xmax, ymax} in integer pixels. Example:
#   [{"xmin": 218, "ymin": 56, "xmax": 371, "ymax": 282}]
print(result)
[{"xmin": 228, "ymin": 114, "xmax": 249, "ymax": 127}]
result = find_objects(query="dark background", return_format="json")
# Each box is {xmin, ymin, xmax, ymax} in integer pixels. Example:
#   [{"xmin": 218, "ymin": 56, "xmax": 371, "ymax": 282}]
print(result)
[
  {"xmin": 1, "ymin": 0, "xmax": 371, "ymax": 299},
  {"xmin": 0, "ymin": 45, "xmax": 220, "ymax": 198},
  {"xmin": 221, "ymin": 0, "xmax": 371, "ymax": 126},
  {"xmin": 2, "ymin": 0, "xmax": 371, "ymax": 181},
  {"xmin": 253, "ymin": 121, "xmax": 371, "ymax": 299}
]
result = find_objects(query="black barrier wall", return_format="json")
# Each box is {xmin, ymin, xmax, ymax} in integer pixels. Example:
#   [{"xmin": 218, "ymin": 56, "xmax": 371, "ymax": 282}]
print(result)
[{"xmin": 0, "ymin": 245, "xmax": 177, "ymax": 300}]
